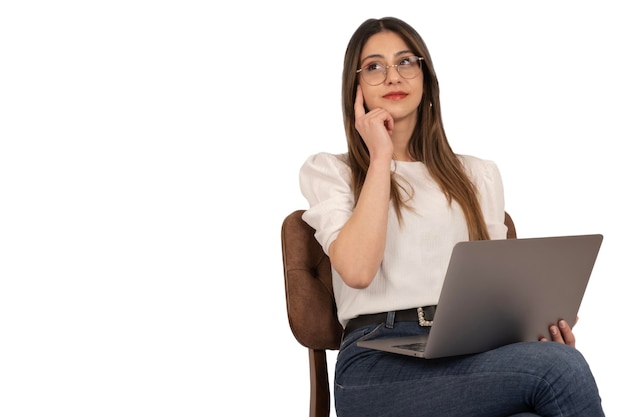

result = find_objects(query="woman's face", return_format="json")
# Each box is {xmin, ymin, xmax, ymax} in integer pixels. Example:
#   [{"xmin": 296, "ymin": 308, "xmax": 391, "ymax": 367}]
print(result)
[{"xmin": 358, "ymin": 31, "xmax": 424, "ymax": 124}]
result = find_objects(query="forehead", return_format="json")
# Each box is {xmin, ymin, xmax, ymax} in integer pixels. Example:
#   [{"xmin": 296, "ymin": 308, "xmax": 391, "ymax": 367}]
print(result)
[{"xmin": 360, "ymin": 31, "xmax": 411, "ymax": 61}]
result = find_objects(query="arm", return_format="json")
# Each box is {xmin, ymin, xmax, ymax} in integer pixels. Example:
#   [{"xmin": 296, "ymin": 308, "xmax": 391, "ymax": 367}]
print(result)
[{"xmin": 329, "ymin": 86, "xmax": 394, "ymax": 289}]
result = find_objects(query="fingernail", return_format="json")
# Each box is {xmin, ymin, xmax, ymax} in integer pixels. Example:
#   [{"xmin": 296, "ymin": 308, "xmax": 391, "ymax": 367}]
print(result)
[
  {"xmin": 559, "ymin": 320, "xmax": 566, "ymax": 328},
  {"xmin": 550, "ymin": 326, "xmax": 558, "ymax": 335}
]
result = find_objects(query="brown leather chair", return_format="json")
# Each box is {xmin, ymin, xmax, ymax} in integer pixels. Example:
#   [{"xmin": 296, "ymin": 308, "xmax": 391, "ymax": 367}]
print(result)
[{"xmin": 281, "ymin": 209, "xmax": 517, "ymax": 417}]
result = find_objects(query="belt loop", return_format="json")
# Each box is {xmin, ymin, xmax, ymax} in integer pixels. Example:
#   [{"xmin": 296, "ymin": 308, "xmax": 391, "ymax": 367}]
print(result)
[{"xmin": 385, "ymin": 311, "xmax": 396, "ymax": 329}]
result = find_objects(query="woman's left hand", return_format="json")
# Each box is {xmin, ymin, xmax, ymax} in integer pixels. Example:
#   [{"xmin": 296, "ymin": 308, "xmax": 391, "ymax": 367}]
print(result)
[{"xmin": 539, "ymin": 317, "xmax": 578, "ymax": 347}]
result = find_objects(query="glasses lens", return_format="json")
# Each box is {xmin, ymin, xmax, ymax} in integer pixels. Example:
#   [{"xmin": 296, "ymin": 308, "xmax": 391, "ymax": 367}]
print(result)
[
  {"xmin": 397, "ymin": 56, "xmax": 421, "ymax": 80},
  {"xmin": 361, "ymin": 64, "xmax": 385, "ymax": 86}
]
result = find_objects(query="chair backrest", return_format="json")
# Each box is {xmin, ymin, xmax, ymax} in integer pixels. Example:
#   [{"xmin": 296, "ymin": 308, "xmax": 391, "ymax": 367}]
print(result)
[{"xmin": 281, "ymin": 209, "xmax": 517, "ymax": 417}]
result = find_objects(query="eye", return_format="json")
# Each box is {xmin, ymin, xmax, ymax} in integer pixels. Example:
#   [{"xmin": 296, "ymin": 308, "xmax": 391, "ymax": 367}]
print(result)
[
  {"xmin": 363, "ymin": 62, "xmax": 384, "ymax": 72},
  {"xmin": 398, "ymin": 56, "xmax": 418, "ymax": 67}
]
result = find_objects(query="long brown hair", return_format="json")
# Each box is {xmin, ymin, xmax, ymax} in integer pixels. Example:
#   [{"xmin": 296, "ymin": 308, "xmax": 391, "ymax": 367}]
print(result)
[{"xmin": 341, "ymin": 17, "xmax": 490, "ymax": 240}]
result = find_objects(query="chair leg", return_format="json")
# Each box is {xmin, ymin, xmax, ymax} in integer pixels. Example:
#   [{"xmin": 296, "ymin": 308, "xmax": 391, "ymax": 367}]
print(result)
[{"xmin": 309, "ymin": 348, "xmax": 331, "ymax": 417}]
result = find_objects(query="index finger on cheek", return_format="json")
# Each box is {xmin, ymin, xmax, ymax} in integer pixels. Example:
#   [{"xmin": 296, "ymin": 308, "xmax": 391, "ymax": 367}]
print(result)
[{"xmin": 354, "ymin": 86, "xmax": 364, "ymax": 116}]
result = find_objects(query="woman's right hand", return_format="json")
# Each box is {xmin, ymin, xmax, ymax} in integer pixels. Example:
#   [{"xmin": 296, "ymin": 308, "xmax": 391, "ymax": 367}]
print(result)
[
  {"xmin": 354, "ymin": 85, "xmax": 394, "ymax": 161},
  {"xmin": 329, "ymin": 86, "xmax": 393, "ymax": 289}
]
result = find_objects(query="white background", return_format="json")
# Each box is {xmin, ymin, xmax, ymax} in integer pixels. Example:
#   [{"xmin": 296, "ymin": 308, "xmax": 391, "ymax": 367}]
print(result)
[{"xmin": 1, "ymin": 1, "xmax": 623, "ymax": 416}]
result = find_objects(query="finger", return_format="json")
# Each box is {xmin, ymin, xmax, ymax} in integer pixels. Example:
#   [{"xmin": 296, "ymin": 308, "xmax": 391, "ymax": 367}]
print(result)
[
  {"xmin": 558, "ymin": 319, "xmax": 576, "ymax": 347},
  {"xmin": 354, "ymin": 85, "xmax": 366, "ymax": 119},
  {"xmin": 384, "ymin": 116, "xmax": 394, "ymax": 135},
  {"xmin": 549, "ymin": 323, "xmax": 564, "ymax": 343}
]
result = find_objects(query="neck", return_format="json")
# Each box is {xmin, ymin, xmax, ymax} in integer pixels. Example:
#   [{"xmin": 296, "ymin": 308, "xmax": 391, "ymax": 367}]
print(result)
[
  {"xmin": 390, "ymin": 118, "xmax": 417, "ymax": 162},
  {"xmin": 393, "ymin": 152, "xmax": 416, "ymax": 162}
]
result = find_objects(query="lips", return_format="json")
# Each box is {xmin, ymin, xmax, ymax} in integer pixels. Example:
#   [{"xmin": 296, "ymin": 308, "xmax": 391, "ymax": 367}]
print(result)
[{"xmin": 383, "ymin": 91, "xmax": 408, "ymax": 100}]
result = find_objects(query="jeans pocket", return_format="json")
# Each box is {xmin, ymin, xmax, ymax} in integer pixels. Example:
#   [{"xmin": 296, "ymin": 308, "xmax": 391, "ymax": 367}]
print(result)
[{"xmin": 339, "ymin": 323, "xmax": 384, "ymax": 351}]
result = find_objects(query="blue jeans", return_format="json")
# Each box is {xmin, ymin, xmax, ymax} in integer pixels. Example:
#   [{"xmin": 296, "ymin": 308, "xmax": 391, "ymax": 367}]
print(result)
[{"xmin": 335, "ymin": 321, "xmax": 605, "ymax": 417}]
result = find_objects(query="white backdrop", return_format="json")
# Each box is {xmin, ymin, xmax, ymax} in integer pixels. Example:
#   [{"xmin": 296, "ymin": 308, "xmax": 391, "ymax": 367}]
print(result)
[{"xmin": 1, "ymin": 1, "xmax": 623, "ymax": 416}]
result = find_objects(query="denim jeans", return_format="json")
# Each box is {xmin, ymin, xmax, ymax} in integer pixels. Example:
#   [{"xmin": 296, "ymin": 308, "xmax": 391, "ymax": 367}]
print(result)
[{"xmin": 335, "ymin": 321, "xmax": 604, "ymax": 417}]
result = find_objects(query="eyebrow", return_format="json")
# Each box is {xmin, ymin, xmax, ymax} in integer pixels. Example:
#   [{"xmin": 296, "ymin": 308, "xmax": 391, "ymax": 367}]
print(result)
[{"xmin": 360, "ymin": 49, "xmax": 414, "ymax": 63}]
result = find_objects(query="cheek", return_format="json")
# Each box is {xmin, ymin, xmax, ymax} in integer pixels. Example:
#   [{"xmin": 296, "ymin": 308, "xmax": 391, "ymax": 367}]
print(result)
[
  {"xmin": 417, "ymin": 90, "xmax": 424, "ymax": 106},
  {"xmin": 412, "ymin": 82, "xmax": 424, "ymax": 107},
  {"xmin": 360, "ymin": 87, "xmax": 375, "ymax": 112}
]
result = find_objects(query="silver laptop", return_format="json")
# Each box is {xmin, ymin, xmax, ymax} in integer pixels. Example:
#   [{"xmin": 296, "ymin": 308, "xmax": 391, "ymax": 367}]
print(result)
[{"xmin": 357, "ymin": 234, "xmax": 603, "ymax": 359}]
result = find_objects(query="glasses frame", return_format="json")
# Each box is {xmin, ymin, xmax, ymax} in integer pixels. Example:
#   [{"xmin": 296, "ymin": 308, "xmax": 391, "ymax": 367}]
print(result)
[{"xmin": 356, "ymin": 56, "xmax": 425, "ymax": 86}]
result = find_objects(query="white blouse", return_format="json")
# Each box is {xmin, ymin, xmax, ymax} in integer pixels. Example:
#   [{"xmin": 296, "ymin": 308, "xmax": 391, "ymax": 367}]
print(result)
[{"xmin": 299, "ymin": 152, "xmax": 508, "ymax": 327}]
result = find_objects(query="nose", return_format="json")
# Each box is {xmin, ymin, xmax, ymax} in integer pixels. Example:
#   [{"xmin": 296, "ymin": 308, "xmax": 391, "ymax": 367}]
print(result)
[{"xmin": 385, "ymin": 64, "xmax": 402, "ymax": 83}]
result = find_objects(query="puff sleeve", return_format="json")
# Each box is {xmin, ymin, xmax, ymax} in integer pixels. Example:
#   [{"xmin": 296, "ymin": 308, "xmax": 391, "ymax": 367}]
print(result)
[
  {"xmin": 463, "ymin": 156, "xmax": 508, "ymax": 240},
  {"xmin": 299, "ymin": 152, "xmax": 355, "ymax": 255}
]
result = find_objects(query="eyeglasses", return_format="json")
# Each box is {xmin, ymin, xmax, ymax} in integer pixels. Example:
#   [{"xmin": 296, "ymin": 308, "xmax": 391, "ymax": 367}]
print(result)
[{"xmin": 356, "ymin": 55, "xmax": 424, "ymax": 86}]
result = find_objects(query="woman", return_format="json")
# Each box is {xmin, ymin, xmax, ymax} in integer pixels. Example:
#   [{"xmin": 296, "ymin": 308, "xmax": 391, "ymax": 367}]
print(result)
[{"xmin": 299, "ymin": 17, "xmax": 604, "ymax": 417}]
